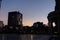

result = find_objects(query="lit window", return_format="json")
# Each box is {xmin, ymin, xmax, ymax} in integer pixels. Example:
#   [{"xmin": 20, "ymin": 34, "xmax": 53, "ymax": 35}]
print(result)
[{"xmin": 52, "ymin": 22, "xmax": 56, "ymax": 27}]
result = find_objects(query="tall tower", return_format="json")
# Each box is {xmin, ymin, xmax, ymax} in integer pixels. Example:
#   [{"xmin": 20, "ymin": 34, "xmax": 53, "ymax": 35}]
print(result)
[
  {"xmin": 8, "ymin": 11, "xmax": 23, "ymax": 26},
  {"xmin": 47, "ymin": 0, "xmax": 60, "ymax": 34},
  {"xmin": 55, "ymin": 0, "xmax": 60, "ymax": 12}
]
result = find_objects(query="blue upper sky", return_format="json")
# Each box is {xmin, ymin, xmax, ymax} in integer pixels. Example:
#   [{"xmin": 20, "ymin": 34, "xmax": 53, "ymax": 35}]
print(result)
[{"xmin": 0, "ymin": 0, "xmax": 55, "ymax": 26}]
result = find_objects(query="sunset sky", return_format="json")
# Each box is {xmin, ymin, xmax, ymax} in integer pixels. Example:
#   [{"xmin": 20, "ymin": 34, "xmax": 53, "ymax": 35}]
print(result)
[{"xmin": 0, "ymin": 0, "xmax": 55, "ymax": 26}]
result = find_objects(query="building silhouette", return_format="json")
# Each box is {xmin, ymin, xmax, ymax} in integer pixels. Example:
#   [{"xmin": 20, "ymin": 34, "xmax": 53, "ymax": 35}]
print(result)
[
  {"xmin": 1, "ymin": 0, "xmax": 60, "ymax": 40},
  {"xmin": 47, "ymin": 0, "xmax": 60, "ymax": 40},
  {"xmin": 8, "ymin": 11, "xmax": 23, "ymax": 26},
  {"xmin": 47, "ymin": 0, "xmax": 60, "ymax": 34}
]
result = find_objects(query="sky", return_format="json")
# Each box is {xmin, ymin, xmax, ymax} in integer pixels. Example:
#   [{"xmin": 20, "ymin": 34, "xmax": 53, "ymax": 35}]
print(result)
[{"xmin": 0, "ymin": 0, "xmax": 55, "ymax": 26}]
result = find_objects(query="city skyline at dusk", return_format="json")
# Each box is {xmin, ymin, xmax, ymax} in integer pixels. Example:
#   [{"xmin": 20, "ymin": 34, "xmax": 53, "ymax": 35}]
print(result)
[{"xmin": 0, "ymin": 0, "xmax": 55, "ymax": 26}]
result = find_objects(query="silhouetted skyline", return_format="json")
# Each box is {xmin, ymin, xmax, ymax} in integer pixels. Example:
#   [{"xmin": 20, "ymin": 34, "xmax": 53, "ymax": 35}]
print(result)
[
  {"xmin": 0, "ymin": 0, "xmax": 55, "ymax": 26},
  {"xmin": 0, "ymin": 0, "xmax": 60, "ymax": 40}
]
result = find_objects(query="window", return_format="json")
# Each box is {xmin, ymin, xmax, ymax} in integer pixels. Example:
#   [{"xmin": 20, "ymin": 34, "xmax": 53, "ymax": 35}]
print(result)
[{"xmin": 52, "ymin": 22, "xmax": 56, "ymax": 27}]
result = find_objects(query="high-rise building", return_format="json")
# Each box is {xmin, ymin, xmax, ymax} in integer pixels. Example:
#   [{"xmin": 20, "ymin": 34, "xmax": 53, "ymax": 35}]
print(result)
[
  {"xmin": 47, "ymin": 0, "xmax": 60, "ymax": 34},
  {"xmin": 8, "ymin": 11, "xmax": 23, "ymax": 26}
]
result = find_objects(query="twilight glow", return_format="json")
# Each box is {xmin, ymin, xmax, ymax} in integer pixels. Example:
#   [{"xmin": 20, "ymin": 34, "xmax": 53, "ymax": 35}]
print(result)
[{"xmin": 0, "ymin": 0, "xmax": 55, "ymax": 26}]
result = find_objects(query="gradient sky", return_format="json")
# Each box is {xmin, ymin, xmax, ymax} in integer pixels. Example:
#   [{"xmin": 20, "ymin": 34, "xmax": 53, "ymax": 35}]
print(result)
[{"xmin": 0, "ymin": 0, "xmax": 55, "ymax": 26}]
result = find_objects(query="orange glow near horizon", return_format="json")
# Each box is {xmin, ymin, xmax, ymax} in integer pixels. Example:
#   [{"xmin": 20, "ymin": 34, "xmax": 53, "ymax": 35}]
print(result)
[
  {"xmin": 3, "ymin": 18, "xmax": 48, "ymax": 26},
  {"xmin": 2, "ymin": 17, "xmax": 48, "ymax": 26},
  {"xmin": 23, "ymin": 19, "xmax": 48, "ymax": 26},
  {"xmin": 23, "ymin": 20, "xmax": 33, "ymax": 26}
]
